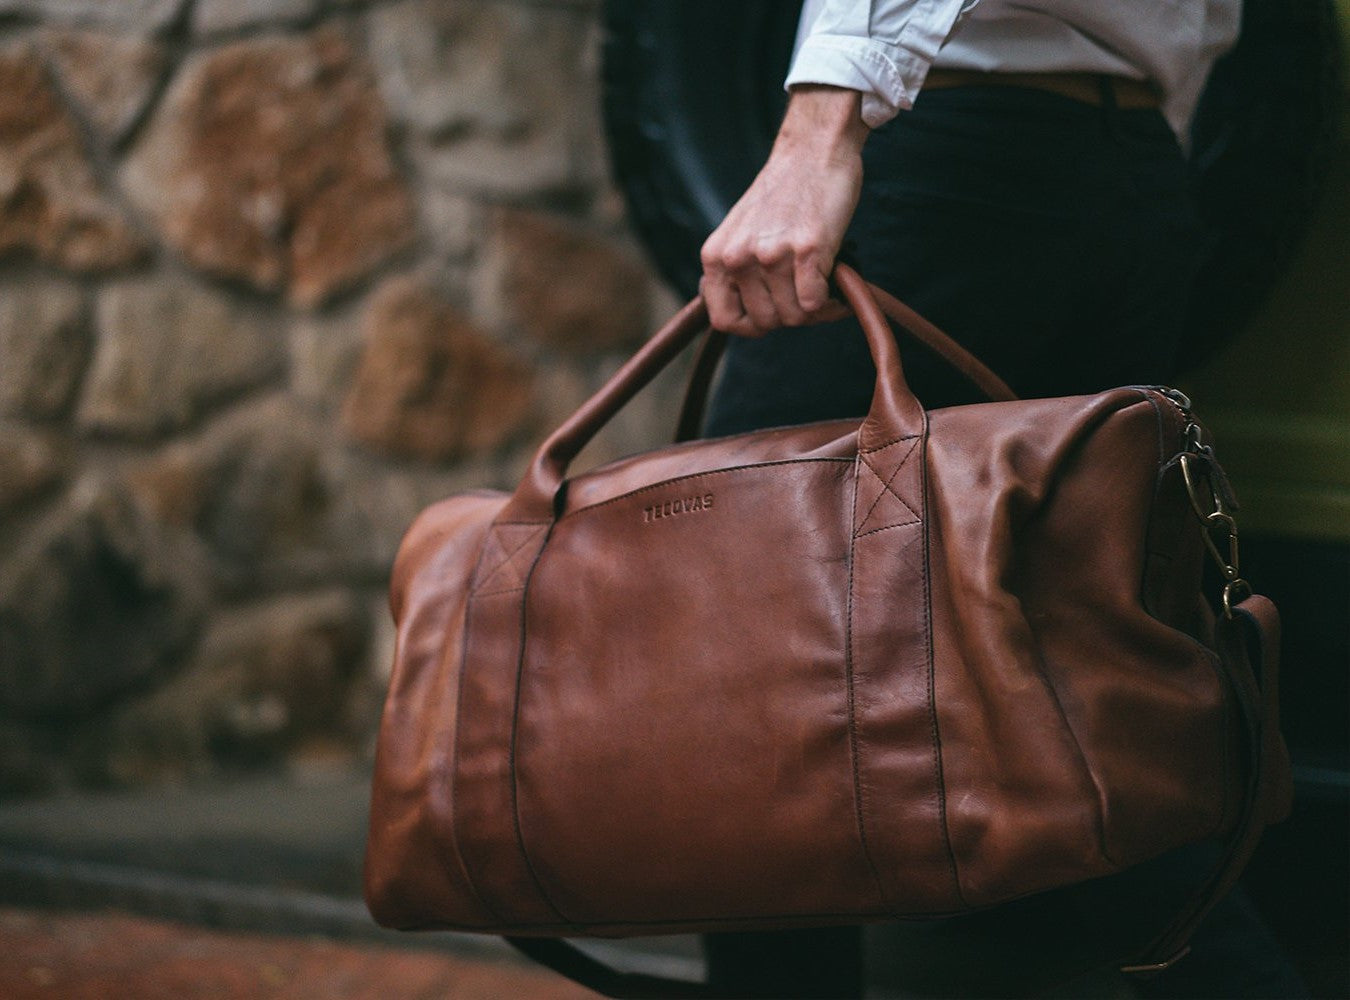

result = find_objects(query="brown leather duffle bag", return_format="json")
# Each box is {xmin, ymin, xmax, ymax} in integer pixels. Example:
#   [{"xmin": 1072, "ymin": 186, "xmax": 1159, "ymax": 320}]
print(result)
[{"xmin": 364, "ymin": 266, "xmax": 1291, "ymax": 995}]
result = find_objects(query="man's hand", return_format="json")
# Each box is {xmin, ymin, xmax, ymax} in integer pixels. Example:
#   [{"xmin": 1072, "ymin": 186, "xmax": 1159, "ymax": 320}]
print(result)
[{"xmin": 699, "ymin": 85, "xmax": 869, "ymax": 336}]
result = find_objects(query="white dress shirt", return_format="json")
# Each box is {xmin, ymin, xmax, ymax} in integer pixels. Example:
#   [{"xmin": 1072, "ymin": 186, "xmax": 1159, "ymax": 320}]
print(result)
[{"xmin": 786, "ymin": 0, "xmax": 1241, "ymax": 136}]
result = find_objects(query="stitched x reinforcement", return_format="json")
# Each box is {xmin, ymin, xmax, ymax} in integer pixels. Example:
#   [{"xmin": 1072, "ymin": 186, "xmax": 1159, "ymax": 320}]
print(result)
[
  {"xmin": 474, "ymin": 523, "xmax": 549, "ymax": 594},
  {"xmin": 855, "ymin": 437, "xmax": 921, "ymax": 537}
]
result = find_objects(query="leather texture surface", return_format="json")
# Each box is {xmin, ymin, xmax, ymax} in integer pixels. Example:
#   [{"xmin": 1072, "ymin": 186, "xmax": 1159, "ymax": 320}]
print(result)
[{"xmin": 364, "ymin": 269, "xmax": 1289, "ymax": 940}]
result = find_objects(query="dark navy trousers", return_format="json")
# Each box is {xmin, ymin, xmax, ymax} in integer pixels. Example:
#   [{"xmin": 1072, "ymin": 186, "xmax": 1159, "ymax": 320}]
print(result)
[
  {"xmin": 701, "ymin": 85, "xmax": 1305, "ymax": 999},
  {"xmin": 706, "ymin": 85, "xmax": 1202, "ymax": 437}
]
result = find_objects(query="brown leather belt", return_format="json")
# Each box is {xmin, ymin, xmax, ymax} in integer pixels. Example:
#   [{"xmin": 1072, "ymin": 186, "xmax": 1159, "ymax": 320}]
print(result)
[{"xmin": 923, "ymin": 70, "xmax": 1162, "ymax": 109}]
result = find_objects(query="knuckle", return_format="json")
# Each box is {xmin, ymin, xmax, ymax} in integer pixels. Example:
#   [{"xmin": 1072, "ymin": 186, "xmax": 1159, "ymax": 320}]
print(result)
[
  {"xmin": 799, "ymin": 286, "xmax": 827, "ymax": 312},
  {"xmin": 752, "ymin": 244, "xmax": 788, "ymax": 269},
  {"xmin": 723, "ymin": 247, "xmax": 755, "ymax": 272}
]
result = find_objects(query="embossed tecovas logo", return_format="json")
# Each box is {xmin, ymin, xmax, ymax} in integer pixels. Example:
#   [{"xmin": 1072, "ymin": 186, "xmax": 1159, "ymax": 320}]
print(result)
[{"xmin": 642, "ymin": 492, "xmax": 714, "ymax": 524}]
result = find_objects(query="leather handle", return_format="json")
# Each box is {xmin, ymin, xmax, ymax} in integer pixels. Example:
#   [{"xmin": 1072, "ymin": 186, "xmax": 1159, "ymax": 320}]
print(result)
[
  {"xmin": 502, "ymin": 264, "xmax": 924, "ymax": 522},
  {"xmin": 674, "ymin": 280, "xmax": 1018, "ymax": 442},
  {"xmin": 866, "ymin": 282, "xmax": 1018, "ymax": 403}
]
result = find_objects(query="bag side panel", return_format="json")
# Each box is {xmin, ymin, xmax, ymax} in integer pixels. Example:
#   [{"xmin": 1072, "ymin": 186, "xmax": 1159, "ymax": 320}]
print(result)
[
  {"xmin": 925, "ymin": 395, "xmax": 1117, "ymax": 907},
  {"xmin": 926, "ymin": 392, "xmax": 1234, "ymax": 907},
  {"xmin": 364, "ymin": 493, "xmax": 507, "ymax": 930},
  {"xmin": 1017, "ymin": 397, "xmax": 1234, "ymax": 866},
  {"xmin": 513, "ymin": 458, "xmax": 892, "ymax": 926}
]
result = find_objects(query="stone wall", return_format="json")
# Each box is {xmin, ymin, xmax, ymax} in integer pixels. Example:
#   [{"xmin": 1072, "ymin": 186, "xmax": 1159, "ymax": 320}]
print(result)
[{"xmin": 0, "ymin": 0, "xmax": 684, "ymax": 793}]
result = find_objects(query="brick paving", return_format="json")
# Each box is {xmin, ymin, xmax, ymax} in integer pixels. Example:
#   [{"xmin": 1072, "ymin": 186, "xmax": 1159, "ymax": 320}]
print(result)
[{"xmin": 0, "ymin": 907, "xmax": 595, "ymax": 1000}]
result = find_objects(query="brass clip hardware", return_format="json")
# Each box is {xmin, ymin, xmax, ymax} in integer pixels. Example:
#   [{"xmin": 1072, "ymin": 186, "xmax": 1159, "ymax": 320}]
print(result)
[
  {"xmin": 1222, "ymin": 578, "xmax": 1254, "ymax": 618},
  {"xmin": 1178, "ymin": 450, "xmax": 1247, "ymax": 619},
  {"xmin": 1179, "ymin": 449, "xmax": 1223, "ymax": 522}
]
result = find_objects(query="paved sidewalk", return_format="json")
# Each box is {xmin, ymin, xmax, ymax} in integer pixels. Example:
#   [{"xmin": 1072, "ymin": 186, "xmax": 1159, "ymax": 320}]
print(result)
[
  {"xmin": 0, "ymin": 771, "xmax": 701, "ymax": 998},
  {"xmin": 0, "ymin": 905, "xmax": 595, "ymax": 1000}
]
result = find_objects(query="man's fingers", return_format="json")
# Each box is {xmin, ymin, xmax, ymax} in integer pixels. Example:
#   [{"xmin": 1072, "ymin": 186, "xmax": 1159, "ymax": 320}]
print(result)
[
  {"xmin": 794, "ymin": 252, "xmax": 850, "ymax": 325},
  {"xmin": 703, "ymin": 233, "xmax": 842, "ymax": 336},
  {"xmin": 699, "ymin": 268, "xmax": 744, "ymax": 334},
  {"xmin": 793, "ymin": 252, "xmax": 833, "ymax": 315},
  {"xmin": 763, "ymin": 250, "xmax": 808, "ymax": 328},
  {"xmin": 737, "ymin": 274, "xmax": 780, "ymax": 334}
]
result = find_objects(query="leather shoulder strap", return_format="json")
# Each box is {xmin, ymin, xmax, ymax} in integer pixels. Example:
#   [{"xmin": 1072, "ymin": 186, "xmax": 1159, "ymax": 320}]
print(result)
[{"xmin": 1121, "ymin": 594, "xmax": 1291, "ymax": 974}]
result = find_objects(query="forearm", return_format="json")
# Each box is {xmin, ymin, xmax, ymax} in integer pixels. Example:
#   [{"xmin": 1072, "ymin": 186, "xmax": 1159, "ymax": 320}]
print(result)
[
  {"xmin": 774, "ymin": 84, "xmax": 870, "ymax": 164},
  {"xmin": 698, "ymin": 85, "xmax": 868, "ymax": 336}
]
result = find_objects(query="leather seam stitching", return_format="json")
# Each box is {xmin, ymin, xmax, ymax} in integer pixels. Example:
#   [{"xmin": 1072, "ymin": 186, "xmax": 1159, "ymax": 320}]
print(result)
[
  {"xmin": 507, "ymin": 523, "xmax": 574, "ymax": 926},
  {"xmin": 856, "ymin": 441, "xmax": 920, "ymax": 535},
  {"xmin": 477, "ymin": 526, "xmax": 547, "ymax": 592},
  {"xmin": 845, "ymin": 457, "xmax": 893, "ymax": 914},
  {"xmin": 474, "ymin": 585, "xmax": 528, "ymax": 598},
  {"xmin": 449, "ymin": 548, "xmax": 515, "ymax": 926},
  {"xmin": 917, "ymin": 431, "xmax": 967, "ymax": 908},
  {"xmin": 560, "ymin": 457, "xmax": 853, "ymax": 519},
  {"xmin": 853, "ymin": 519, "xmax": 921, "ymax": 540}
]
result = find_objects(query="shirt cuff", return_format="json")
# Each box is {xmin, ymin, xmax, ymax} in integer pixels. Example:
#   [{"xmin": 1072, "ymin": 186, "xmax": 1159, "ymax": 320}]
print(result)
[{"xmin": 785, "ymin": 34, "xmax": 931, "ymax": 128}]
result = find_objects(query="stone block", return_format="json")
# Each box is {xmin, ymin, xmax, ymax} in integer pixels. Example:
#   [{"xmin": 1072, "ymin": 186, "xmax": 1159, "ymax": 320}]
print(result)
[
  {"xmin": 40, "ymin": 29, "xmax": 166, "ymax": 145},
  {"xmin": 125, "ymin": 394, "xmax": 478, "ymax": 590},
  {"xmin": 0, "ymin": 479, "xmax": 209, "ymax": 720},
  {"xmin": 0, "ymin": 0, "xmax": 183, "ymax": 31},
  {"xmin": 342, "ymin": 275, "xmax": 535, "ymax": 461},
  {"xmin": 125, "ymin": 396, "xmax": 329, "ymax": 586},
  {"xmin": 0, "ymin": 44, "xmax": 146, "ymax": 272},
  {"xmin": 0, "ymin": 277, "xmax": 88, "ymax": 420},
  {"xmin": 368, "ymin": 0, "xmax": 603, "ymax": 198},
  {"xmin": 0, "ymin": 422, "xmax": 65, "ymax": 511},
  {"xmin": 482, "ymin": 209, "xmax": 651, "ymax": 353},
  {"xmin": 207, "ymin": 590, "xmax": 368, "ymax": 736},
  {"xmin": 421, "ymin": 187, "xmax": 482, "ymax": 261},
  {"xmin": 77, "ymin": 276, "xmax": 284, "ymax": 438},
  {"xmin": 289, "ymin": 306, "xmax": 364, "ymax": 412},
  {"xmin": 121, "ymin": 29, "xmax": 414, "ymax": 307},
  {"xmin": 192, "ymin": 0, "xmax": 320, "ymax": 35},
  {"xmin": 103, "ymin": 590, "xmax": 368, "ymax": 780}
]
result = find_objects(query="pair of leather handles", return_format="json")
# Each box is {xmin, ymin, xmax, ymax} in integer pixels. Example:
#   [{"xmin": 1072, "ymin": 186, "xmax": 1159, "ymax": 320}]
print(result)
[{"xmin": 504, "ymin": 265, "xmax": 1017, "ymax": 523}]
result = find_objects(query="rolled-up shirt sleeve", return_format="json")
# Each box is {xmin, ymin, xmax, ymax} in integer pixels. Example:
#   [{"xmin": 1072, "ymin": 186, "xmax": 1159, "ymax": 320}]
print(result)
[{"xmin": 786, "ymin": 0, "xmax": 974, "ymax": 127}]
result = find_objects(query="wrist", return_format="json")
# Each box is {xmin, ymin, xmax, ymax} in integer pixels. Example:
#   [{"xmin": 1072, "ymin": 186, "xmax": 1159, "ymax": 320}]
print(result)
[{"xmin": 775, "ymin": 85, "xmax": 870, "ymax": 162}]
